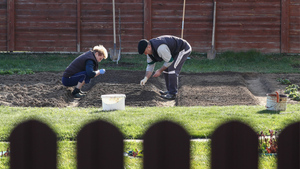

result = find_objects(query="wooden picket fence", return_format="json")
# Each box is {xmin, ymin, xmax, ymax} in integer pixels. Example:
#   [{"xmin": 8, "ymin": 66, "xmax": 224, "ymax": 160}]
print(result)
[{"xmin": 8, "ymin": 119, "xmax": 300, "ymax": 169}]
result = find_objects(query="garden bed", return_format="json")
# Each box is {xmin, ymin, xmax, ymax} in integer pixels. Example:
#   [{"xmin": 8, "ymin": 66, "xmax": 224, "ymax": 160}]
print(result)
[{"xmin": 0, "ymin": 71, "xmax": 299, "ymax": 108}]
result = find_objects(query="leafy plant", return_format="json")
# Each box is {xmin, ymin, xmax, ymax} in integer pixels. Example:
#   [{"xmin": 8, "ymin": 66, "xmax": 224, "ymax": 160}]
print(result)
[
  {"xmin": 258, "ymin": 130, "xmax": 278, "ymax": 154},
  {"xmin": 277, "ymin": 78, "xmax": 300, "ymax": 101},
  {"xmin": 285, "ymin": 84, "xmax": 300, "ymax": 101},
  {"xmin": 276, "ymin": 78, "xmax": 291, "ymax": 85},
  {"xmin": 125, "ymin": 148, "xmax": 143, "ymax": 158}
]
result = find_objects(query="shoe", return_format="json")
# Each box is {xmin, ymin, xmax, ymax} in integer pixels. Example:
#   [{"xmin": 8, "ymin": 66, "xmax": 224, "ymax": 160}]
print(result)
[
  {"xmin": 80, "ymin": 90, "xmax": 87, "ymax": 94},
  {"xmin": 159, "ymin": 90, "xmax": 168, "ymax": 95},
  {"xmin": 73, "ymin": 92, "xmax": 86, "ymax": 98},
  {"xmin": 160, "ymin": 93, "xmax": 176, "ymax": 100}
]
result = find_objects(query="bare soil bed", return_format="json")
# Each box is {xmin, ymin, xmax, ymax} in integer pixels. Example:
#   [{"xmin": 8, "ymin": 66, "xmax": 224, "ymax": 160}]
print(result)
[{"xmin": 0, "ymin": 70, "xmax": 299, "ymax": 108}]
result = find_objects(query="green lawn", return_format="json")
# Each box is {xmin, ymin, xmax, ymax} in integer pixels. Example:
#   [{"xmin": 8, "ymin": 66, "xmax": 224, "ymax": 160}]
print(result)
[
  {"xmin": 0, "ymin": 105, "xmax": 299, "ymax": 141},
  {"xmin": 1, "ymin": 50, "xmax": 300, "ymax": 73},
  {"xmin": 0, "ymin": 105, "xmax": 299, "ymax": 168}
]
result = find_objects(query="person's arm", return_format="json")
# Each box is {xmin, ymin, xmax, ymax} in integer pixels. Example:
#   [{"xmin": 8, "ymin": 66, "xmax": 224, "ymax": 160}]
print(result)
[
  {"xmin": 86, "ymin": 60, "xmax": 100, "ymax": 78},
  {"xmin": 140, "ymin": 55, "xmax": 156, "ymax": 85},
  {"xmin": 152, "ymin": 44, "xmax": 173, "ymax": 77}
]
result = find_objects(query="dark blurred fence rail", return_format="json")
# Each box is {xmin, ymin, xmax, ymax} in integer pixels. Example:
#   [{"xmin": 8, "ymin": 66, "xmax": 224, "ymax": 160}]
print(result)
[
  {"xmin": 9, "ymin": 119, "xmax": 300, "ymax": 169},
  {"xmin": 0, "ymin": 0, "xmax": 299, "ymax": 54}
]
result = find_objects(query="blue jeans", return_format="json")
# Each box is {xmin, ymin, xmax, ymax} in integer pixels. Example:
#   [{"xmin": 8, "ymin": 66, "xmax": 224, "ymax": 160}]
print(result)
[{"xmin": 62, "ymin": 71, "xmax": 91, "ymax": 87}]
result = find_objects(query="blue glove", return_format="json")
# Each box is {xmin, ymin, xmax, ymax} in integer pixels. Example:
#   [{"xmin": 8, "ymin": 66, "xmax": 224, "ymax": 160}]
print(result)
[{"xmin": 99, "ymin": 69, "xmax": 106, "ymax": 74}]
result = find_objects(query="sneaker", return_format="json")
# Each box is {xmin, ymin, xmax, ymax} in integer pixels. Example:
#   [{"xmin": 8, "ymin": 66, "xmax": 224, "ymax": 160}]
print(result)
[
  {"xmin": 160, "ymin": 93, "xmax": 176, "ymax": 100},
  {"xmin": 159, "ymin": 90, "xmax": 168, "ymax": 95},
  {"xmin": 80, "ymin": 90, "xmax": 87, "ymax": 94},
  {"xmin": 73, "ymin": 92, "xmax": 86, "ymax": 98}
]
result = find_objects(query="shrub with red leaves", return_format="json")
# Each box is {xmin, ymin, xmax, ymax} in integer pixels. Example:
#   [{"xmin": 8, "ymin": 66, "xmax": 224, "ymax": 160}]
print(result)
[{"xmin": 258, "ymin": 130, "xmax": 279, "ymax": 154}]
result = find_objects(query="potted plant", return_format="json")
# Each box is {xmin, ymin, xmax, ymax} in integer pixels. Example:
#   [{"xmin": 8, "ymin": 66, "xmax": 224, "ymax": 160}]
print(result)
[{"xmin": 258, "ymin": 130, "xmax": 278, "ymax": 156}]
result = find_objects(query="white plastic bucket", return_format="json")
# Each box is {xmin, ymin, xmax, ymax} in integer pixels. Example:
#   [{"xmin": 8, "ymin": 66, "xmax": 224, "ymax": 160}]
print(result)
[
  {"xmin": 101, "ymin": 94, "xmax": 126, "ymax": 111},
  {"xmin": 265, "ymin": 92, "xmax": 287, "ymax": 111}
]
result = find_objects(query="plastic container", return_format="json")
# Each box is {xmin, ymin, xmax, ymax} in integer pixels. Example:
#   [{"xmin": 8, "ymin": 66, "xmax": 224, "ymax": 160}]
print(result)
[
  {"xmin": 101, "ymin": 94, "xmax": 126, "ymax": 111},
  {"xmin": 265, "ymin": 92, "xmax": 287, "ymax": 111}
]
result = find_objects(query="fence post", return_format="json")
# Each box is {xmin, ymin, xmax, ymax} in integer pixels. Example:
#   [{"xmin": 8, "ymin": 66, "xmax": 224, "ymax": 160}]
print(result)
[
  {"xmin": 143, "ymin": 0, "xmax": 152, "ymax": 39},
  {"xmin": 280, "ymin": 0, "xmax": 290, "ymax": 53},
  {"xmin": 9, "ymin": 119, "xmax": 57, "ymax": 169},
  {"xmin": 77, "ymin": 120, "xmax": 124, "ymax": 169},
  {"xmin": 278, "ymin": 122, "xmax": 300, "ymax": 169},
  {"xmin": 143, "ymin": 120, "xmax": 190, "ymax": 169},
  {"xmin": 76, "ymin": 0, "xmax": 81, "ymax": 52},
  {"xmin": 211, "ymin": 120, "xmax": 258, "ymax": 169},
  {"xmin": 7, "ymin": 0, "xmax": 15, "ymax": 51}
]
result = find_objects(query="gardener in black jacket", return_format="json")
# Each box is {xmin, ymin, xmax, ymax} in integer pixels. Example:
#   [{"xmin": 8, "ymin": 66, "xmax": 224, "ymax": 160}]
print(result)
[
  {"xmin": 62, "ymin": 45, "xmax": 107, "ymax": 98},
  {"xmin": 138, "ymin": 35, "xmax": 192, "ymax": 100}
]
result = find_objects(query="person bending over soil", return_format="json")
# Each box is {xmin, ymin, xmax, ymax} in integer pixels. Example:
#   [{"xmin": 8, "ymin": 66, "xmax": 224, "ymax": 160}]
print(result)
[{"xmin": 138, "ymin": 35, "xmax": 192, "ymax": 100}]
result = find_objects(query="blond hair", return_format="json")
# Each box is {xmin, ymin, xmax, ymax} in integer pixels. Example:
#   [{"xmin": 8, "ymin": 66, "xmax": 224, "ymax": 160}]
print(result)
[{"xmin": 93, "ymin": 45, "xmax": 108, "ymax": 59}]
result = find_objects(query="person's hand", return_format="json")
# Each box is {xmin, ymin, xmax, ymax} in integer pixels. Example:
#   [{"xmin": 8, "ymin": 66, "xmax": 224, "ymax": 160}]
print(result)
[
  {"xmin": 99, "ymin": 69, "xmax": 106, "ymax": 74},
  {"xmin": 140, "ymin": 77, "xmax": 148, "ymax": 86},
  {"xmin": 152, "ymin": 69, "xmax": 162, "ymax": 77}
]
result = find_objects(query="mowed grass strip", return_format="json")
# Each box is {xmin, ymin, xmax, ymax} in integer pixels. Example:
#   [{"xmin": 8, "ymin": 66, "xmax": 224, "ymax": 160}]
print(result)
[
  {"xmin": 1, "ymin": 50, "xmax": 299, "ymax": 73},
  {"xmin": 0, "ymin": 105, "xmax": 299, "ymax": 141}
]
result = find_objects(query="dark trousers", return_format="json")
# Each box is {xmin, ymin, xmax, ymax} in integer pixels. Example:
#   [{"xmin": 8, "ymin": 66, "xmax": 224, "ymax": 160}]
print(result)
[
  {"xmin": 163, "ymin": 43, "xmax": 192, "ymax": 95},
  {"xmin": 62, "ymin": 71, "xmax": 91, "ymax": 87}
]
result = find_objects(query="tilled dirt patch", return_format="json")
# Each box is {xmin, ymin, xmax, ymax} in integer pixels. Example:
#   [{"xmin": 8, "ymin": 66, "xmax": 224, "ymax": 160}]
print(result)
[{"xmin": 0, "ymin": 71, "xmax": 299, "ymax": 108}]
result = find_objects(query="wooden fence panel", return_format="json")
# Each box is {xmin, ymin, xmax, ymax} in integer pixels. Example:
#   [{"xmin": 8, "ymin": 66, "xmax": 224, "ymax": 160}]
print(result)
[
  {"xmin": 79, "ymin": 0, "xmax": 144, "ymax": 53},
  {"xmin": 1, "ymin": 0, "xmax": 299, "ymax": 53},
  {"xmin": 151, "ymin": 0, "xmax": 213, "ymax": 52},
  {"xmin": 0, "ymin": 0, "xmax": 7, "ymax": 51},
  {"xmin": 77, "ymin": 120, "xmax": 124, "ymax": 169},
  {"xmin": 277, "ymin": 122, "xmax": 300, "ymax": 169},
  {"xmin": 9, "ymin": 119, "xmax": 57, "ymax": 169},
  {"xmin": 7, "ymin": 0, "xmax": 15, "ymax": 51},
  {"xmin": 289, "ymin": 0, "xmax": 300, "ymax": 53},
  {"xmin": 143, "ymin": 120, "xmax": 190, "ymax": 169},
  {"xmin": 216, "ymin": 0, "xmax": 281, "ymax": 53},
  {"xmin": 14, "ymin": 0, "xmax": 78, "ymax": 52},
  {"xmin": 281, "ymin": 0, "xmax": 290, "ymax": 53},
  {"xmin": 211, "ymin": 120, "xmax": 258, "ymax": 169}
]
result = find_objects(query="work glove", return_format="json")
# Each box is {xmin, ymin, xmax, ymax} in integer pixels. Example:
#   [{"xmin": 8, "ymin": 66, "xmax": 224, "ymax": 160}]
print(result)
[
  {"xmin": 99, "ymin": 69, "xmax": 106, "ymax": 74},
  {"xmin": 140, "ymin": 77, "xmax": 148, "ymax": 86}
]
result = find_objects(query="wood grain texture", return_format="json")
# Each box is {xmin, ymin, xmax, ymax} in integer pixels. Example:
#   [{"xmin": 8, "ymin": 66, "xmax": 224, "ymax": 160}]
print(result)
[{"xmin": 1, "ymin": 0, "xmax": 299, "ymax": 53}]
